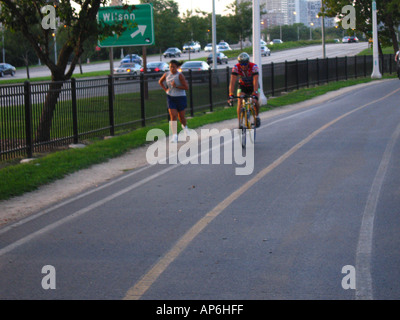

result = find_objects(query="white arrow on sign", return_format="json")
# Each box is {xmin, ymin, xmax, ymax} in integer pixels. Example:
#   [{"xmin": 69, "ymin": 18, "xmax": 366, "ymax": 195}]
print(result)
[{"xmin": 131, "ymin": 25, "xmax": 147, "ymax": 38}]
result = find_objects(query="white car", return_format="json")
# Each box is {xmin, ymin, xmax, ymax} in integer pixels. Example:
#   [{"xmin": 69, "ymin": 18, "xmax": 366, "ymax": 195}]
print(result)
[
  {"xmin": 260, "ymin": 39, "xmax": 267, "ymax": 46},
  {"xmin": 217, "ymin": 44, "xmax": 232, "ymax": 52},
  {"xmin": 204, "ymin": 43, "xmax": 213, "ymax": 52},
  {"xmin": 218, "ymin": 41, "xmax": 229, "ymax": 47},
  {"xmin": 205, "ymin": 43, "xmax": 221, "ymax": 52},
  {"xmin": 179, "ymin": 61, "xmax": 210, "ymax": 72},
  {"xmin": 114, "ymin": 62, "xmax": 141, "ymax": 79},
  {"xmin": 182, "ymin": 41, "xmax": 201, "ymax": 53},
  {"xmin": 261, "ymin": 45, "xmax": 271, "ymax": 57},
  {"xmin": 179, "ymin": 61, "xmax": 210, "ymax": 82}
]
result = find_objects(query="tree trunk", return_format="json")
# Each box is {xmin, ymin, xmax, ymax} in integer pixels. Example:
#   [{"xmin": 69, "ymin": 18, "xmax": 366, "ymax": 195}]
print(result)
[
  {"xmin": 24, "ymin": 56, "xmax": 30, "ymax": 80},
  {"xmin": 35, "ymin": 79, "xmax": 64, "ymax": 143}
]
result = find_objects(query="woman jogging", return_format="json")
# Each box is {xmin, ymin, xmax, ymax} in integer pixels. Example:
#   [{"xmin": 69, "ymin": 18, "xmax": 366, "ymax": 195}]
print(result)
[{"xmin": 158, "ymin": 60, "xmax": 190, "ymax": 142}]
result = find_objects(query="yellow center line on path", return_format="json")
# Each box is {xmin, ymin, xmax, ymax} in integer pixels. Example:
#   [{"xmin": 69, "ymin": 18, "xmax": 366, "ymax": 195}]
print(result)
[{"xmin": 124, "ymin": 86, "xmax": 400, "ymax": 300}]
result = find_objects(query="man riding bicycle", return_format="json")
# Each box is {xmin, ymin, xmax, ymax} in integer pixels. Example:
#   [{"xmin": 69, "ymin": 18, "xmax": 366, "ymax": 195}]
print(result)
[
  {"xmin": 228, "ymin": 52, "xmax": 261, "ymax": 128},
  {"xmin": 395, "ymin": 50, "xmax": 400, "ymax": 79}
]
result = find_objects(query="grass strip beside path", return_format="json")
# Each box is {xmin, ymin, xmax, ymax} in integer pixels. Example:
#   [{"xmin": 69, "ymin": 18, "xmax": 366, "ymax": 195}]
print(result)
[{"xmin": 0, "ymin": 75, "xmax": 396, "ymax": 201}]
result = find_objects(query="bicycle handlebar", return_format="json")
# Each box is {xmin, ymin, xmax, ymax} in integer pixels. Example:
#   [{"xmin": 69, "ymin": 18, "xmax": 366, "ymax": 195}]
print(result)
[{"xmin": 228, "ymin": 94, "xmax": 257, "ymax": 107}]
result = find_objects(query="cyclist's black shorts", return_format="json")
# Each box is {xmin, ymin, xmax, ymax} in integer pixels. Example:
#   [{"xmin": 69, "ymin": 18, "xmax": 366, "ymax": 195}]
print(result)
[{"xmin": 239, "ymin": 85, "xmax": 254, "ymax": 95}]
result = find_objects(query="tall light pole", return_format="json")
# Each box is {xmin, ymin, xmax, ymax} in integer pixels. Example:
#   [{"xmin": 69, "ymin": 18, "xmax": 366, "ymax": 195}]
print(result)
[
  {"xmin": 211, "ymin": 0, "xmax": 217, "ymax": 70},
  {"xmin": 253, "ymin": 0, "xmax": 267, "ymax": 104},
  {"xmin": 371, "ymin": 0, "xmax": 382, "ymax": 78},
  {"xmin": 321, "ymin": 1, "xmax": 326, "ymax": 58}
]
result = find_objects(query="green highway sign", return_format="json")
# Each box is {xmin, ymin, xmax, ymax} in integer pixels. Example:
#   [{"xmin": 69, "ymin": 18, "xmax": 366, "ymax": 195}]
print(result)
[{"xmin": 98, "ymin": 4, "xmax": 154, "ymax": 47}]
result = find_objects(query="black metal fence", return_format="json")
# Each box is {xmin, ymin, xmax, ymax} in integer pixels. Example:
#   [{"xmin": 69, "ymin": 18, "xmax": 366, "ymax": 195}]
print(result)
[{"xmin": 0, "ymin": 54, "xmax": 397, "ymax": 161}]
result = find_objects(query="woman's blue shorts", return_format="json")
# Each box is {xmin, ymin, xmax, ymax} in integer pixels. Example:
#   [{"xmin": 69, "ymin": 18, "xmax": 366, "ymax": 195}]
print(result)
[{"xmin": 167, "ymin": 95, "xmax": 187, "ymax": 112}]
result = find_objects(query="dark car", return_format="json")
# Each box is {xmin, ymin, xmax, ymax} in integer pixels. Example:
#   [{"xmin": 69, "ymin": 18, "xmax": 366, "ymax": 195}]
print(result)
[
  {"xmin": 163, "ymin": 47, "xmax": 182, "ymax": 58},
  {"xmin": 140, "ymin": 61, "xmax": 169, "ymax": 77},
  {"xmin": 342, "ymin": 36, "xmax": 358, "ymax": 43},
  {"xmin": 0, "ymin": 63, "xmax": 16, "ymax": 77},
  {"xmin": 207, "ymin": 52, "xmax": 228, "ymax": 65},
  {"xmin": 121, "ymin": 54, "xmax": 142, "ymax": 65},
  {"xmin": 348, "ymin": 36, "xmax": 359, "ymax": 43}
]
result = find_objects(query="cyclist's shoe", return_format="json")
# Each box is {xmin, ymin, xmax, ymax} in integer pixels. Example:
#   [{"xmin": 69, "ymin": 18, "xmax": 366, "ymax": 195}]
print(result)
[
  {"xmin": 170, "ymin": 134, "xmax": 178, "ymax": 143},
  {"xmin": 256, "ymin": 116, "xmax": 261, "ymax": 128}
]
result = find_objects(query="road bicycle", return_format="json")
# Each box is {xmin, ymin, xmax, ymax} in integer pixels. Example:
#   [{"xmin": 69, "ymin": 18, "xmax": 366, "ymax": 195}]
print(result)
[{"xmin": 228, "ymin": 94, "xmax": 257, "ymax": 149}]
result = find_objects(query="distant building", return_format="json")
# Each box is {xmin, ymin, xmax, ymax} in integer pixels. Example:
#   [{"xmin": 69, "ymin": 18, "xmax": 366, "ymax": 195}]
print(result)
[
  {"xmin": 307, "ymin": 0, "xmax": 336, "ymax": 28},
  {"xmin": 258, "ymin": 0, "xmax": 335, "ymax": 28},
  {"xmin": 110, "ymin": 0, "xmax": 123, "ymax": 5}
]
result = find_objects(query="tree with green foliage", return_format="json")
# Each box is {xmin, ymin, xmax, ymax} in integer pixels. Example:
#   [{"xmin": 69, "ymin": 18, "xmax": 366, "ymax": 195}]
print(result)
[
  {"xmin": 225, "ymin": 0, "xmax": 253, "ymax": 50},
  {"xmin": 0, "ymin": 0, "xmax": 129, "ymax": 142},
  {"xmin": 323, "ymin": 0, "xmax": 400, "ymax": 54},
  {"xmin": 139, "ymin": 0, "xmax": 181, "ymax": 55}
]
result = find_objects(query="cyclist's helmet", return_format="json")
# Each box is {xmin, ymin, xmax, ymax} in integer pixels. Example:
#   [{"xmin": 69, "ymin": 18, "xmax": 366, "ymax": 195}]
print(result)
[{"xmin": 237, "ymin": 52, "xmax": 250, "ymax": 64}]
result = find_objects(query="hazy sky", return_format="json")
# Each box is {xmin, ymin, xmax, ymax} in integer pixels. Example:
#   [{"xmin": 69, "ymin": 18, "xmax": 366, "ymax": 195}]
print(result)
[{"xmin": 176, "ymin": 0, "xmax": 234, "ymax": 15}]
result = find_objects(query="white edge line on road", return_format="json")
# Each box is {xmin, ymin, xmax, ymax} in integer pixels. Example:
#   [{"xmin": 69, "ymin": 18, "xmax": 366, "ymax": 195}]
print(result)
[{"xmin": 355, "ymin": 121, "xmax": 400, "ymax": 300}]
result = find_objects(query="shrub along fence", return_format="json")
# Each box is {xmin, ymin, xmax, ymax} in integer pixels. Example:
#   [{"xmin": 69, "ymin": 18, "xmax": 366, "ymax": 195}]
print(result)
[{"xmin": 0, "ymin": 54, "xmax": 397, "ymax": 161}]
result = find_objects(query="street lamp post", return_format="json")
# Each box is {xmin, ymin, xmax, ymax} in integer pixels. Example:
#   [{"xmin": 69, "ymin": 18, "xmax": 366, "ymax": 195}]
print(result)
[
  {"xmin": 211, "ymin": 0, "xmax": 217, "ymax": 70},
  {"xmin": 321, "ymin": 1, "xmax": 326, "ymax": 58},
  {"xmin": 371, "ymin": 0, "xmax": 382, "ymax": 78},
  {"xmin": 310, "ymin": 23, "xmax": 314, "ymax": 40},
  {"xmin": 252, "ymin": 0, "xmax": 267, "ymax": 104}
]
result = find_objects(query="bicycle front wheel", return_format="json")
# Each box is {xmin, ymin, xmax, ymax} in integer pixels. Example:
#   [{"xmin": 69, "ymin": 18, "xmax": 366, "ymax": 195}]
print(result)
[
  {"xmin": 247, "ymin": 109, "xmax": 256, "ymax": 144},
  {"xmin": 239, "ymin": 109, "xmax": 246, "ymax": 149}
]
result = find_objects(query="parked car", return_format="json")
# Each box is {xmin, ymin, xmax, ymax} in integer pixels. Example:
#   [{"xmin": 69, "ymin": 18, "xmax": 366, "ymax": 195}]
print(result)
[
  {"xmin": 0, "ymin": 63, "xmax": 16, "ymax": 77},
  {"xmin": 182, "ymin": 41, "xmax": 201, "ymax": 53},
  {"xmin": 269, "ymin": 39, "xmax": 283, "ymax": 45},
  {"xmin": 204, "ymin": 43, "xmax": 213, "ymax": 52},
  {"xmin": 140, "ymin": 61, "xmax": 169, "ymax": 77},
  {"xmin": 114, "ymin": 62, "xmax": 141, "ymax": 79},
  {"xmin": 342, "ymin": 36, "xmax": 358, "ymax": 43},
  {"xmin": 207, "ymin": 52, "xmax": 228, "ymax": 65},
  {"xmin": 261, "ymin": 45, "xmax": 271, "ymax": 57},
  {"xmin": 260, "ymin": 39, "xmax": 267, "ymax": 46},
  {"xmin": 205, "ymin": 43, "xmax": 221, "ymax": 52},
  {"xmin": 163, "ymin": 47, "xmax": 182, "ymax": 58},
  {"xmin": 218, "ymin": 41, "xmax": 229, "ymax": 47},
  {"xmin": 217, "ymin": 44, "xmax": 232, "ymax": 52},
  {"xmin": 348, "ymin": 35, "xmax": 359, "ymax": 43},
  {"xmin": 179, "ymin": 61, "xmax": 210, "ymax": 82},
  {"xmin": 179, "ymin": 61, "xmax": 210, "ymax": 72},
  {"xmin": 120, "ymin": 54, "xmax": 142, "ymax": 65}
]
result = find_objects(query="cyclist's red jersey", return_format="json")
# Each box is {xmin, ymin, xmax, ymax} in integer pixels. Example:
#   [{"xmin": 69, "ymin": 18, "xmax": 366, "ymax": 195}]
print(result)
[{"xmin": 232, "ymin": 62, "xmax": 259, "ymax": 89}]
